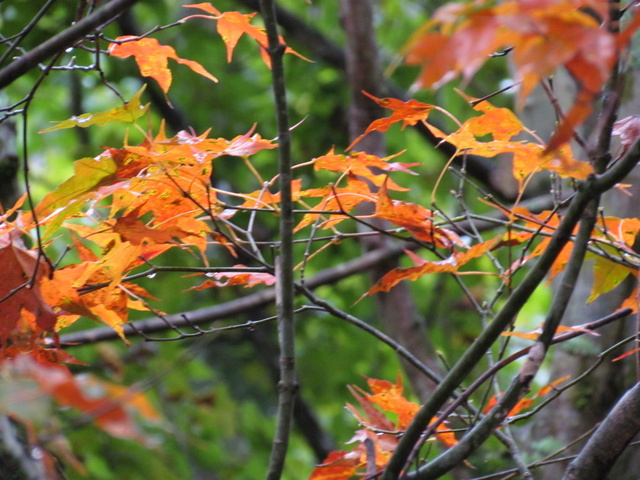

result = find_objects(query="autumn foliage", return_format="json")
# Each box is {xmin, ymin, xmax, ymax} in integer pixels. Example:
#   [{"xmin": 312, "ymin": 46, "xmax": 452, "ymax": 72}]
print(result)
[{"xmin": 3, "ymin": 0, "xmax": 640, "ymax": 479}]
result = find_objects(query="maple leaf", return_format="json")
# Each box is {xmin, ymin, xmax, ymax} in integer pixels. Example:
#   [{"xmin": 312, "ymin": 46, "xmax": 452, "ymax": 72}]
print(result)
[
  {"xmin": 424, "ymin": 97, "xmax": 593, "ymax": 183},
  {"xmin": 613, "ymin": 346, "xmax": 640, "ymax": 362},
  {"xmin": 598, "ymin": 216, "xmax": 640, "ymax": 248},
  {"xmin": 588, "ymin": 256, "xmax": 635, "ymax": 304},
  {"xmin": 511, "ymin": 142, "xmax": 593, "ymax": 183},
  {"xmin": 33, "ymin": 133, "xmax": 217, "ymax": 244},
  {"xmin": 313, "ymin": 148, "xmax": 417, "ymax": 191},
  {"xmin": 0, "ymin": 231, "xmax": 57, "ymax": 348},
  {"xmin": 38, "ymin": 138, "xmax": 215, "ymax": 260},
  {"xmin": 35, "ymin": 153, "xmax": 119, "ymax": 241},
  {"xmin": 355, "ymin": 376, "xmax": 453, "ymax": 442},
  {"xmin": 484, "ymin": 375, "xmax": 570, "ymax": 417},
  {"xmin": 347, "ymin": 386, "xmax": 395, "ymax": 432},
  {"xmin": 294, "ymin": 176, "xmax": 373, "ymax": 231},
  {"xmin": 82, "ymin": 375, "xmax": 161, "ymax": 423},
  {"xmin": 308, "ymin": 450, "xmax": 359, "ymax": 480},
  {"xmin": 311, "ymin": 374, "xmax": 458, "ymax": 480},
  {"xmin": 505, "ymin": 208, "xmax": 640, "ymax": 292},
  {"xmin": 108, "ymin": 36, "xmax": 218, "ymax": 93},
  {"xmin": 117, "ymin": 195, "xmax": 212, "ymax": 254},
  {"xmin": 222, "ymin": 127, "xmax": 278, "ymax": 157},
  {"xmin": 374, "ymin": 180, "xmax": 466, "ymax": 248},
  {"xmin": 404, "ymin": 0, "xmax": 625, "ymax": 151},
  {"xmin": 502, "ymin": 324, "xmax": 599, "ymax": 341},
  {"xmin": 366, "ymin": 236, "xmax": 500, "ymax": 296},
  {"xmin": 40, "ymin": 240, "xmax": 155, "ymax": 341},
  {"xmin": 39, "ymin": 86, "xmax": 149, "ymax": 133},
  {"xmin": 240, "ymin": 179, "xmax": 303, "ymax": 210},
  {"xmin": 5, "ymin": 353, "xmax": 160, "ymax": 442},
  {"xmin": 186, "ymin": 267, "xmax": 276, "ymax": 289},
  {"xmin": 182, "ymin": 3, "xmax": 310, "ymax": 68},
  {"xmin": 111, "ymin": 206, "xmax": 202, "ymax": 248},
  {"xmin": 497, "ymin": 207, "xmax": 577, "ymax": 281},
  {"xmin": 348, "ymin": 92, "xmax": 437, "ymax": 149},
  {"xmin": 364, "ymin": 376, "xmax": 418, "ymax": 430}
]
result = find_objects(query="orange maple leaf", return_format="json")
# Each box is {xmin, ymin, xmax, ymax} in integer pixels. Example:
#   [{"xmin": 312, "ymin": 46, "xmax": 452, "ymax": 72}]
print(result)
[
  {"xmin": 404, "ymin": 0, "xmax": 627, "ymax": 151},
  {"xmin": 497, "ymin": 207, "xmax": 575, "ymax": 281},
  {"xmin": 308, "ymin": 451, "xmax": 359, "ymax": 480},
  {"xmin": 484, "ymin": 375, "xmax": 570, "ymax": 417},
  {"xmin": 365, "ymin": 376, "xmax": 419, "ymax": 430},
  {"xmin": 423, "ymin": 97, "xmax": 593, "ymax": 183},
  {"xmin": 294, "ymin": 176, "xmax": 373, "ymax": 232},
  {"xmin": 366, "ymin": 236, "xmax": 500, "ymax": 296},
  {"xmin": 108, "ymin": 36, "xmax": 218, "ymax": 93},
  {"xmin": 349, "ymin": 92, "xmax": 437, "ymax": 149},
  {"xmin": 375, "ymin": 180, "xmax": 466, "ymax": 248},
  {"xmin": 309, "ymin": 375, "xmax": 458, "ymax": 480},
  {"xmin": 353, "ymin": 375, "xmax": 456, "ymax": 447},
  {"xmin": 0, "ymin": 232, "xmax": 57, "ymax": 349},
  {"xmin": 40, "ymin": 241, "xmax": 155, "ymax": 341},
  {"xmin": 502, "ymin": 324, "xmax": 599, "ymax": 341},
  {"xmin": 597, "ymin": 216, "xmax": 640, "ymax": 249},
  {"xmin": 313, "ymin": 148, "xmax": 416, "ymax": 191},
  {"xmin": 182, "ymin": 3, "xmax": 310, "ymax": 68}
]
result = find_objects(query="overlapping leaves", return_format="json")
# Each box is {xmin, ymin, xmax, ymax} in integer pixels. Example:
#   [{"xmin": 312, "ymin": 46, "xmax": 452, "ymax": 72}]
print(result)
[
  {"xmin": 308, "ymin": 376, "xmax": 457, "ymax": 480},
  {"xmin": 2, "ymin": 4, "xmax": 640, "ymax": 477},
  {"xmin": 403, "ymin": 0, "xmax": 640, "ymax": 150}
]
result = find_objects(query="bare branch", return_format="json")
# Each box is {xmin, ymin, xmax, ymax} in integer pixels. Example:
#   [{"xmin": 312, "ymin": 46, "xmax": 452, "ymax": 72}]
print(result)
[{"xmin": 0, "ymin": 0, "xmax": 139, "ymax": 90}]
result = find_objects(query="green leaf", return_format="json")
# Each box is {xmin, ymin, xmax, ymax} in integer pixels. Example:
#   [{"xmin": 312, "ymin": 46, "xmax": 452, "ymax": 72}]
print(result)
[
  {"xmin": 39, "ymin": 86, "xmax": 149, "ymax": 133},
  {"xmin": 37, "ymin": 155, "xmax": 119, "ymax": 241},
  {"xmin": 588, "ymin": 255, "xmax": 634, "ymax": 303}
]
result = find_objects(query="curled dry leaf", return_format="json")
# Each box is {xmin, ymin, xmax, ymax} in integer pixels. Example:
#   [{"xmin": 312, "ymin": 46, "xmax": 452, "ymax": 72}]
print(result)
[{"xmin": 612, "ymin": 115, "xmax": 640, "ymax": 157}]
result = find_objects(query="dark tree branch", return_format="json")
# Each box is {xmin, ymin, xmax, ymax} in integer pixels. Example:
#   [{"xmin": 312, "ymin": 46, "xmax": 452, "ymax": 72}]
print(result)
[
  {"xmin": 0, "ymin": 0, "xmax": 57, "ymax": 70},
  {"xmin": 562, "ymin": 381, "xmax": 640, "ymax": 480},
  {"xmin": 235, "ymin": 0, "xmax": 345, "ymax": 69},
  {"xmin": 383, "ymin": 140, "xmax": 640, "ymax": 479},
  {"xmin": 340, "ymin": 0, "xmax": 384, "ymax": 150},
  {"xmin": 408, "ymin": 190, "xmax": 601, "ymax": 479},
  {"xmin": 0, "ymin": 416, "xmax": 48, "ymax": 480},
  {"xmin": 0, "ymin": 0, "xmax": 139, "ymax": 90}
]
